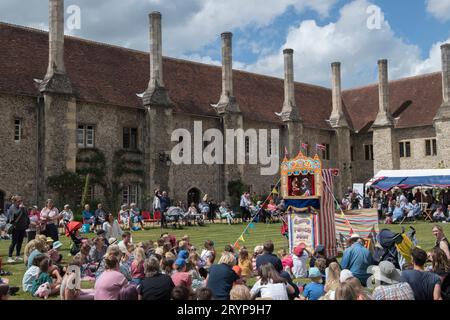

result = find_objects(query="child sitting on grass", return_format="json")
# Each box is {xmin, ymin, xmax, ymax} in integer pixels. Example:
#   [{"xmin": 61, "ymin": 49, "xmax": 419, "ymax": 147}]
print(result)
[
  {"xmin": 238, "ymin": 248, "xmax": 253, "ymax": 279},
  {"xmin": 31, "ymin": 258, "xmax": 60, "ymax": 298},
  {"xmin": 300, "ymin": 267, "xmax": 324, "ymax": 301}
]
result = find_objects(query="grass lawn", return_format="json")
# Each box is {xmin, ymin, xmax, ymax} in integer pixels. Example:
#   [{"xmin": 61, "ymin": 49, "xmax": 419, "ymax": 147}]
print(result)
[{"xmin": 1, "ymin": 220, "xmax": 449, "ymax": 300}]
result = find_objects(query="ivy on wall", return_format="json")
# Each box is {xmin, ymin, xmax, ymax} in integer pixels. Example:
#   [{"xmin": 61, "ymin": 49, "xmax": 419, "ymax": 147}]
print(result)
[
  {"xmin": 76, "ymin": 148, "xmax": 107, "ymax": 190},
  {"xmin": 46, "ymin": 148, "xmax": 145, "ymax": 213},
  {"xmin": 111, "ymin": 149, "xmax": 145, "ymax": 209}
]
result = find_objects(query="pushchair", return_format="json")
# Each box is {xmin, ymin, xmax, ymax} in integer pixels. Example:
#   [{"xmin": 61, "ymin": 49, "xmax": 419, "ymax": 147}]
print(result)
[
  {"xmin": 373, "ymin": 228, "xmax": 414, "ymax": 269},
  {"xmin": 165, "ymin": 207, "xmax": 185, "ymax": 229},
  {"xmin": 64, "ymin": 221, "xmax": 84, "ymax": 256}
]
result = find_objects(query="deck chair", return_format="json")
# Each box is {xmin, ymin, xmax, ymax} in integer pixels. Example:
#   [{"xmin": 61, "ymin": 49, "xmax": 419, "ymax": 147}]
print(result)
[{"xmin": 141, "ymin": 211, "xmax": 152, "ymax": 227}]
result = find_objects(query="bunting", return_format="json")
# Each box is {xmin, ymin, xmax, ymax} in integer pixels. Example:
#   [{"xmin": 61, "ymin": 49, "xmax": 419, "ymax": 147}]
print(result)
[{"xmin": 232, "ymin": 178, "xmax": 281, "ymax": 249}]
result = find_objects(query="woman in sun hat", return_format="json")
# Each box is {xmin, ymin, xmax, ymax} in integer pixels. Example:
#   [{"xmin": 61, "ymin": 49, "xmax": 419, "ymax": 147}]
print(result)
[{"xmin": 367, "ymin": 260, "xmax": 414, "ymax": 300}]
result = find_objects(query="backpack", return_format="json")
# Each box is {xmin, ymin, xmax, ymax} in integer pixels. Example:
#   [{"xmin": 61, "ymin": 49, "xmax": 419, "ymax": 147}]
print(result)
[{"xmin": 363, "ymin": 197, "xmax": 371, "ymax": 209}]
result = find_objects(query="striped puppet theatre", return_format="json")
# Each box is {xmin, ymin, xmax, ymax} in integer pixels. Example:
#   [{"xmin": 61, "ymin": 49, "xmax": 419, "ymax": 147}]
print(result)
[{"xmin": 281, "ymin": 152, "xmax": 339, "ymax": 257}]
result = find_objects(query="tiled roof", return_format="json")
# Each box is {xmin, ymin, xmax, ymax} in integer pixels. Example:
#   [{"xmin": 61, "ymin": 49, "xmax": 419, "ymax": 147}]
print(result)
[
  {"xmin": 0, "ymin": 22, "xmax": 444, "ymax": 131},
  {"xmin": 342, "ymin": 72, "xmax": 442, "ymax": 132}
]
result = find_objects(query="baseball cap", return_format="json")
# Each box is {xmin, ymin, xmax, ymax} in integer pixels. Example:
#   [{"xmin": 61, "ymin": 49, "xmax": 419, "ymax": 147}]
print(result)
[
  {"xmin": 175, "ymin": 258, "xmax": 186, "ymax": 268},
  {"xmin": 294, "ymin": 243, "xmax": 306, "ymax": 256},
  {"xmin": 177, "ymin": 250, "xmax": 189, "ymax": 260},
  {"xmin": 46, "ymin": 237, "xmax": 54, "ymax": 243},
  {"xmin": 308, "ymin": 267, "xmax": 322, "ymax": 278}
]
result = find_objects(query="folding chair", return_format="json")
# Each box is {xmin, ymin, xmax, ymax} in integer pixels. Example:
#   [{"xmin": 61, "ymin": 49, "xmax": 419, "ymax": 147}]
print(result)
[
  {"xmin": 422, "ymin": 209, "xmax": 433, "ymax": 222},
  {"xmin": 141, "ymin": 211, "xmax": 152, "ymax": 228}
]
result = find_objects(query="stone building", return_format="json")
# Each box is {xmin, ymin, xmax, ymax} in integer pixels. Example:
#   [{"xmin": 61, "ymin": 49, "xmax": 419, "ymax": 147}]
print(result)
[{"xmin": 1, "ymin": 0, "xmax": 449, "ymax": 210}]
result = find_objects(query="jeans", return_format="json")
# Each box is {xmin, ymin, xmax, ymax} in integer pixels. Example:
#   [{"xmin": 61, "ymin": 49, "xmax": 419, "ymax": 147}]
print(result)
[
  {"xmin": 241, "ymin": 207, "xmax": 250, "ymax": 222},
  {"xmin": 9, "ymin": 228, "xmax": 26, "ymax": 257},
  {"xmin": 44, "ymin": 223, "xmax": 59, "ymax": 241}
]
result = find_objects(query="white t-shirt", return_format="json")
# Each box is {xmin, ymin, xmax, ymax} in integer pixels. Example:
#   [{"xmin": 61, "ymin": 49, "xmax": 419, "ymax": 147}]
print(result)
[
  {"xmin": 200, "ymin": 249, "xmax": 214, "ymax": 266},
  {"xmin": 292, "ymin": 252, "xmax": 308, "ymax": 278},
  {"xmin": 103, "ymin": 221, "xmax": 123, "ymax": 240},
  {"xmin": 250, "ymin": 279, "xmax": 289, "ymax": 300},
  {"xmin": 22, "ymin": 266, "xmax": 40, "ymax": 293}
]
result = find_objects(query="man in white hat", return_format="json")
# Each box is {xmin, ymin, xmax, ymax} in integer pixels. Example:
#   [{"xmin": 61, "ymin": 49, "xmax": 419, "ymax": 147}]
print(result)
[
  {"xmin": 367, "ymin": 261, "xmax": 414, "ymax": 300},
  {"xmin": 341, "ymin": 234, "xmax": 373, "ymax": 286}
]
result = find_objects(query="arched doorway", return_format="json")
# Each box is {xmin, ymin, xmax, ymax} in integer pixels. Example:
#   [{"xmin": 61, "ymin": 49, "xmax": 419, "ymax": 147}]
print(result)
[
  {"xmin": 187, "ymin": 188, "xmax": 201, "ymax": 206},
  {"xmin": 0, "ymin": 190, "xmax": 5, "ymax": 214}
]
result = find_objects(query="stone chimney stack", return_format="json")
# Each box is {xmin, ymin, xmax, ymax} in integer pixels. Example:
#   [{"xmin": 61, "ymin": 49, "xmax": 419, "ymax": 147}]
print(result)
[
  {"xmin": 435, "ymin": 44, "xmax": 450, "ymax": 120},
  {"xmin": 143, "ymin": 12, "xmax": 171, "ymax": 106},
  {"xmin": 329, "ymin": 62, "xmax": 347, "ymax": 127},
  {"xmin": 149, "ymin": 12, "xmax": 164, "ymax": 89},
  {"xmin": 215, "ymin": 32, "xmax": 240, "ymax": 114},
  {"xmin": 280, "ymin": 49, "xmax": 300, "ymax": 122},
  {"xmin": 373, "ymin": 59, "xmax": 393, "ymax": 127},
  {"xmin": 221, "ymin": 32, "xmax": 233, "ymax": 99},
  {"xmin": 39, "ymin": 0, "xmax": 71, "ymax": 93}
]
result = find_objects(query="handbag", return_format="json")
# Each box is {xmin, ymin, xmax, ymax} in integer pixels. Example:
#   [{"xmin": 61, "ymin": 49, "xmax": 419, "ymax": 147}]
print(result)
[
  {"xmin": 6, "ymin": 207, "xmax": 26, "ymax": 234},
  {"xmin": 6, "ymin": 223, "xmax": 14, "ymax": 234}
]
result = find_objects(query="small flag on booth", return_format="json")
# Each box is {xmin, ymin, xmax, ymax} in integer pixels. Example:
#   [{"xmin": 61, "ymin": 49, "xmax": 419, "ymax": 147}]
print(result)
[
  {"xmin": 345, "ymin": 219, "xmax": 350, "ymax": 226},
  {"xmin": 316, "ymin": 144, "xmax": 326, "ymax": 151},
  {"xmin": 349, "ymin": 228, "xmax": 354, "ymax": 235},
  {"xmin": 244, "ymin": 229, "xmax": 250, "ymax": 235},
  {"xmin": 249, "ymin": 223, "xmax": 255, "ymax": 229},
  {"xmin": 301, "ymin": 143, "xmax": 309, "ymax": 151},
  {"xmin": 234, "ymin": 242, "xmax": 241, "ymax": 250},
  {"xmin": 239, "ymin": 235, "xmax": 245, "ymax": 242}
]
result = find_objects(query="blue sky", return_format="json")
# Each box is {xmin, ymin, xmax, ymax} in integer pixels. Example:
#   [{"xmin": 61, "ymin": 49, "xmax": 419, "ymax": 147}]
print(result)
[{"xmin": 1, "ymin": 0, "xmax": 450, "ymax": 88}]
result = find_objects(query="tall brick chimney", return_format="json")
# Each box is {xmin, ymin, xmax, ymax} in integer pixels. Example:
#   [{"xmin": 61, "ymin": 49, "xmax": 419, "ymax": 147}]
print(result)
[
  {"xmin": 215, "ymin": 32, "xmax": 240, "ymax": 114},
  {"xmin": 329, "ymin": 62, "xmax": 347, "ymax": 127},
  {"xmin": 280, "ymin": 49, "xmax": 300, "ymax": 122},
  {"xmin": 373, "ymin": 59, "xmax": 393, "ymax": 127},
  {"xmin": 143, "ymin": 11, "xmax": 171, "ymax": 106},
  {"xmin": 39, "ymin": 0, "xmax": 72, "ymax": 93},
  {"xmin": 435, "ymin": 44, "xmax": 450, "ymax": 120}
]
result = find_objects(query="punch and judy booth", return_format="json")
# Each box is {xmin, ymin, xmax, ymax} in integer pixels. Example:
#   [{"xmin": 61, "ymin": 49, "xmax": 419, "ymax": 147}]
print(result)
[{"xmin": 281, "ymin": 152, "xmax": 339, "ymax": 257}]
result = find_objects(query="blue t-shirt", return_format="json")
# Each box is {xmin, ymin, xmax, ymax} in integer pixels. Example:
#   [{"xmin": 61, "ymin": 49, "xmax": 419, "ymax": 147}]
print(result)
[
  {"xmin": 207, "ymin": 264, "xmax": 239, "ymax": 300},
  {"xmin": 303, "ymin": 282, "xmax": 324, "ymax": 300},
  {"xmin": 82, "ymin": 210, "xmax": 93, "ymax": 220},
  {"xmin": 400, "ymin": 270, "xmax": 441, "ymax": 300}
]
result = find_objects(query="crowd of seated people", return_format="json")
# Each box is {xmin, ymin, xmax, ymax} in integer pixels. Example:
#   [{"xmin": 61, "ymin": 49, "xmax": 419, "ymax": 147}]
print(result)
[{"xmin": 341, "ymin": 188, "xmax": 450, "ymax": 224}]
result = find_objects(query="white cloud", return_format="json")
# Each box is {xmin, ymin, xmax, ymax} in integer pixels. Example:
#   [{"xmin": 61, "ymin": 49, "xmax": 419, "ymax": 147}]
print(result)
[
  {"xmin": 244, "ymin": 0, "xmax": 447, "ymax": 88},
  {"xmin": 413, "ymin": 39, "xmax": 450, "ymax": 75},
  {"xmin": 0, "ymin": 0, "xmax": 338, "ymax": 55},
  {"xmin": 426, "ymin": 0, "xmax": 450, "ymax": 22}
]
